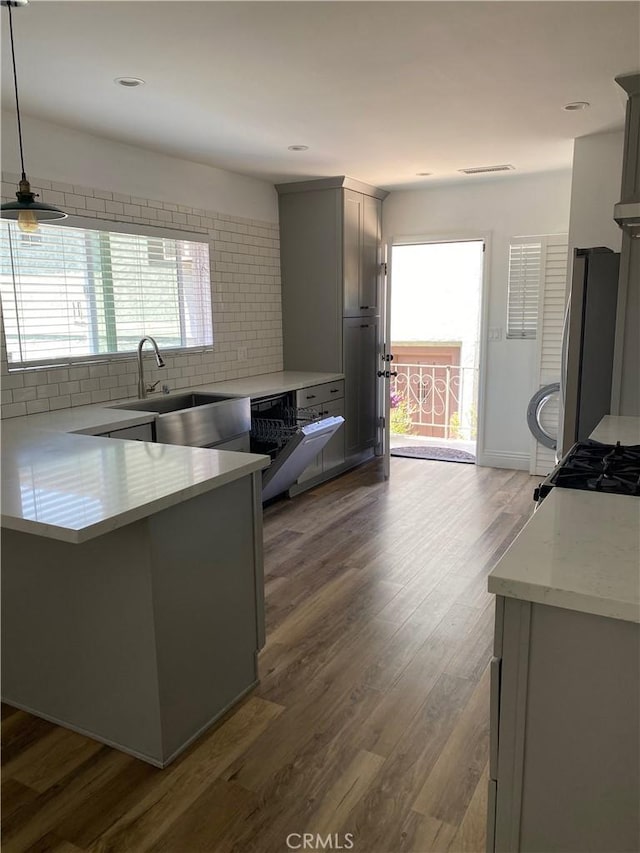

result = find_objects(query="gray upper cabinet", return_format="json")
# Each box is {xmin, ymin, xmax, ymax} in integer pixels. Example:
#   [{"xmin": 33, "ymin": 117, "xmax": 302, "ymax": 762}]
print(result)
[
  {"xmin": 277, "ymin": 176, "xmax": 387, "ymax": 463},
  {"xmin": 343, "ymin": 189, "xmax": 381, "ymax": 317}
]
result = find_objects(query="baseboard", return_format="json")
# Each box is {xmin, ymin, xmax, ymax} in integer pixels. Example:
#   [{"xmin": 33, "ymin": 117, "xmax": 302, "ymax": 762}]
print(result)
[
  {"xmin": 477, "ymin": 450, "xmax": 530, "ymax": 471},
  {"xmin": 2, "ymin": 677, "xmax": 260, "ymax": 769}
]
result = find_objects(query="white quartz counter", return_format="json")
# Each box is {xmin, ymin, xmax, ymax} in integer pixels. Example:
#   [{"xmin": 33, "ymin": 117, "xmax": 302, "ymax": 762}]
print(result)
[
  {"xmin": 1, "ymin": 371, "xmax": 343, "ymax": 542},
  {"xmin": 590, "ymin": 415, "xmax": 640, "ymax": 446},
  {"xmin": 1, "ymin": 425, "xmax": 269, "ymax": 544},
  {"xmin": 192, "ymin": 370, "xmax": 345, "ymax": 400},
  {"xmin": 488, "ymin": 415, "xmax": 640, "ymax": 624}
]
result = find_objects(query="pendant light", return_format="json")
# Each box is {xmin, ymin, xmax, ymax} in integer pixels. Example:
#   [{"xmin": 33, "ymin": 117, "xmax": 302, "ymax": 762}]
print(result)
[{"xmin": 1, "ymin": 0, "xmax": 67, "ymax": 233}]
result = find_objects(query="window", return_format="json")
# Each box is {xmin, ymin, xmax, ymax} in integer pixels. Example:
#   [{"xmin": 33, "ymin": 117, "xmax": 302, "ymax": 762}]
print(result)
[
  {"xmin": 506, "ymin": 240, "xmax": 542, "ymax": 339},
  {"xmin": 0, "ymin": 220, "xmax": 212, "ymax": 367}
]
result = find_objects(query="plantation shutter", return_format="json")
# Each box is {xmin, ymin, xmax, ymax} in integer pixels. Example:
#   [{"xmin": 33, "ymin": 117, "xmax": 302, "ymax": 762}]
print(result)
[
  {"xmin": 529, "ymin": 234, "xmax": 569, "ymax": 475},
  {"xmin": 506, "ymin": 241, "xmax": 542, "ymax": 339},
  {"xmin": 0, "ymin": 220, "xmax": 212, "ymax": 368}
]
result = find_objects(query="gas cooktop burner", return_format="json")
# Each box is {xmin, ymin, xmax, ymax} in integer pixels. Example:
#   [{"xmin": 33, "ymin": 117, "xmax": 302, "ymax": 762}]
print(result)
[{"xmin": 535, "ymin": 440, "xmax": 640, "ymax": 502}]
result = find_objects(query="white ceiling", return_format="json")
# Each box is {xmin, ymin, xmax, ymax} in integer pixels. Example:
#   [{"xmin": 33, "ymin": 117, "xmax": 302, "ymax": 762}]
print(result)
[{"xmin": 1, "ymin": 1, "xmax": 639, "ymax": 191}]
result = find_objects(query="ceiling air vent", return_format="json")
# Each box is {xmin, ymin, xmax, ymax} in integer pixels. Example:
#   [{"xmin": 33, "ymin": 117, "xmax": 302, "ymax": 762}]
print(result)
[{"xmin": 458, "ymin": 164, "xmax": 516, "ymax": 175}]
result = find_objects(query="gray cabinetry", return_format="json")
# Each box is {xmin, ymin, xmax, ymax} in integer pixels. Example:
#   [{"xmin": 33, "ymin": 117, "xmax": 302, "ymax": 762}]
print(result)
[
  {"xmin": 277, "ymin": 176, "xmax": 387, "ymax": 470},
  {"xmin": 344, "ymin": 317, "xmax": 378, "ymax": 454},
  {"xmin": 294, "ymin": 382, "xmax": 345, "ymax": 488},
  {"xmin": 488, "ymin": 595, "xmax": 640, "ymax": 853},
  {"xmin": 343, "ymin": 189, "xmax": 382, "ymax": 317}
]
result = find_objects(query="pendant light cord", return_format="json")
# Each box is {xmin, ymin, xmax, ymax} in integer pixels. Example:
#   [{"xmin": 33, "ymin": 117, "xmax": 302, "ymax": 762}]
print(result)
[{"xmin": 7, "ymin": 3, "xmax": 27, "ymax": 180}]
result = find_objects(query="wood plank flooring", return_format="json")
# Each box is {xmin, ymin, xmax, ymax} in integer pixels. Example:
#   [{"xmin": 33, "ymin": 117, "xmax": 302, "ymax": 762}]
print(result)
[{"xmin": 2, "ymin": 458, "xmax": 538, "ymax": 853}]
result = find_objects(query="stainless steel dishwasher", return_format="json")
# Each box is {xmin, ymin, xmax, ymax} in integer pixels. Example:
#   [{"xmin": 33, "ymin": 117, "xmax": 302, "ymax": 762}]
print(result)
[{"xmin": 250, "ymin": 392, "xmax": 344, "ymax": 501}]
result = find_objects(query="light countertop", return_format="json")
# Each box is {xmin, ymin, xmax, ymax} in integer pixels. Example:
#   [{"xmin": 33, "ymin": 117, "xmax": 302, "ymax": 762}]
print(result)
[
  {"xmin": 488, "ymin": 415, "xmax": 640, "ymax": 624},
  {"xmin": 193, "ymin": 371, "xmax": 344, "ymax": 400},
  {"xmin": 1, "ymin": 426, "xmax": 269, "ymax": 544},
  {"xmin": 1, "ymin": 369, "xmax": 343, "ymax": 543},
  {"xmin": 590, "ymin": 415, "xmax": 640, "ymax": 446}
]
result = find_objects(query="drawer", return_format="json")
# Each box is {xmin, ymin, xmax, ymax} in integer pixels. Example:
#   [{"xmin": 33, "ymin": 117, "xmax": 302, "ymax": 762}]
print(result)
[{"xmin": 296, "ymin": 380, "xmax": 344, "ymax": 408}]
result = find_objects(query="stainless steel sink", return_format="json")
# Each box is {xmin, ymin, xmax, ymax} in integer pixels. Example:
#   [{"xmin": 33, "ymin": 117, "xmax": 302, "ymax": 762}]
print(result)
[
  {"xmin": 108, "ymin": 392, "xmax": 250, "ymax": 448},
  {"xmin": 109, "ymin": 392, "xmax": 236, "ymax": 414}
]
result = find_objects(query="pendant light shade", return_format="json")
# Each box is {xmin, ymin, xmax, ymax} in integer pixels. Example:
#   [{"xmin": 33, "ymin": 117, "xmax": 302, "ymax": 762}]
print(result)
[{"xmin": 1, "ymin": 0, "xmax": 67, "ymax": 232}]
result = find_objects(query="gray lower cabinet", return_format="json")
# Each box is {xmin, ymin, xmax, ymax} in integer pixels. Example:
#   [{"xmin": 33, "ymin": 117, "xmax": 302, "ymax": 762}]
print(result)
[
  {"xmin": 294, "ymin": 385, "xmax": 345, "ymax": 489},
  {"xmin": 1, "ymin": 472, "xmax": 265, "ymax": 768},
  {"xmin": 488, "ymin": 596, "xmax": 640, "ymax": 853},
  {"xmin": 277, "ymin": 176, "xmax": 387, "ymax": 470}
]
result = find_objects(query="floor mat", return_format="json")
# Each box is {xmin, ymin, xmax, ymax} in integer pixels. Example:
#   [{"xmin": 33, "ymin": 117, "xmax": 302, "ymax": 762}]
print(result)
[{"xmin": 391, "ymin": 446, "xmax": 476, "ymax": 463}]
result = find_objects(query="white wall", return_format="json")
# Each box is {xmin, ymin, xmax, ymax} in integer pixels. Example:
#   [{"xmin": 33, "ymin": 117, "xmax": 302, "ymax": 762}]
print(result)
[
  {"xmin": 567, "ymin": 130, "xmax": 623, "ymax": 255},
  {"xmin": 1, "ymin": 111, "xmax": 278, "ymax": 223},
  {"xmin": 383, "ymin": 171, "xmax": 573, "ymax": 469}
]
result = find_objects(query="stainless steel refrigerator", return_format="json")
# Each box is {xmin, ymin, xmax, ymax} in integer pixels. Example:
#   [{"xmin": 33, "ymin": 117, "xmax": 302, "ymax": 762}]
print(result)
[{"xmin": 561, "ymin": 247, "xmax": 620, "ymax": 454}]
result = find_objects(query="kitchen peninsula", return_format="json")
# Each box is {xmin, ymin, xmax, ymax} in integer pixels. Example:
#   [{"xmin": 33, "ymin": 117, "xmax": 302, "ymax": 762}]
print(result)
[
  {"xmin": 1, "ymin": 370, "xmax": 346, "ymax": 767},
  {"xmin": 1, "ymin": 406, "xmax": 270, "ymax": 768}
]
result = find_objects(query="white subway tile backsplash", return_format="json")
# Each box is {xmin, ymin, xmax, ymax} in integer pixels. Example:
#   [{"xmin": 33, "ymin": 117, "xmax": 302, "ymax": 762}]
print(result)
[
  {"xmin": 36, "ymin": 384, "xmax": 60, "ymax": 399},
  {"xmin": 3, "ymin": 373, "xmax": 24, "ymax": 389},
  {"xmin": 1, "ymin": 170, "xmax": 283, "ymax": 419},
  {"xmin": 50, "ymin": 394, "xmax": 72, "ymax": 411},
  {"xmin": 86, "ymin": 197, "xmax": 107, "ymax": 213},
  {"xmin": 64, "ymin": 193, "xmax": 87, "ymax": 208},
  {"xmin": 2, "ymin": 402, "xmax": 27, "ymax": 418},
  {"xmin": 12, "ymin": 387, "xmax": 37, "ymax": 403},
  {"xmin": 26, "ymin": 399, "xmax": 51, "ymax": 415},
  {"xmin": 71, "ymin": 392, "xmax": 92, "ymax": 407}
]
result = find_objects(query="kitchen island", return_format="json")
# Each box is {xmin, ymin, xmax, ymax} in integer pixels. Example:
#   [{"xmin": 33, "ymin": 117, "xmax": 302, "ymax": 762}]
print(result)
[{"xmin": 486, "ymin": 416, "xmax": 640, "ymax": 852}]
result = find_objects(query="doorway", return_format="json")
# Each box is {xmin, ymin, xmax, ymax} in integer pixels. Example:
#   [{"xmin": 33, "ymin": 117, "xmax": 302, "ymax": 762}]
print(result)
[{"xmin": 388, "ymin": 239, "xmax": 485, "ymax": 462}]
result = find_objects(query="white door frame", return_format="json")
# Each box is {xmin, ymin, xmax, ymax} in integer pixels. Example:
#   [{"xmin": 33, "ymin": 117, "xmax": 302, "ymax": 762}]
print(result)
[{"xmin": 385, "ymin": 231, "xmax": 492, "ymax": 467}]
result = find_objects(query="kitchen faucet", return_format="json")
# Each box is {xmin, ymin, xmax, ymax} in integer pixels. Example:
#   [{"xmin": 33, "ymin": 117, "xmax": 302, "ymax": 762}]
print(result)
[{"xmin": 137, "ymin": 336, "xmax": 166, "ymax": 398}]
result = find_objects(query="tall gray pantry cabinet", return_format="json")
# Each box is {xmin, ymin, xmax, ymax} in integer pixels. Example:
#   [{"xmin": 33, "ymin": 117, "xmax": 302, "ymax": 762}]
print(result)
[{"xmin": 276, "ymin": 177, "xmax": 388, "ymax": 481}]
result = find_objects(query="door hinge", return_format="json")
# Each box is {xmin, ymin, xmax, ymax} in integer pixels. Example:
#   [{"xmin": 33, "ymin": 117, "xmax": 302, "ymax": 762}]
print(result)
[
  {"xmin": 483, "ymin": 243, "xmax": 486, "ymax": 252},
  {"xmin": 381, "ymin": 261, "xmax": 388, "ymax": 275},
  {"xmin": 379, "ymin": 416, "xmax": 385, "ymax": 429}
]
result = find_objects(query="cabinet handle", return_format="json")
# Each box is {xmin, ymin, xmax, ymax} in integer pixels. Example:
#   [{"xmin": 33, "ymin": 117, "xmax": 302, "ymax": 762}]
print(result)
[
  {"xmin": 360, "ymin": 324, "xmax": 369, "ymax": 328},
  {"xmin": 330, "ymin": 389, "xmax": 339, "ymax": 393},
  {"xmin": 306, "ymin": 394, "xmax": 316, "ymax": 399},
  {"xmin": 360, "ymin": 305, "xmax": 369, "ymax": 310}
]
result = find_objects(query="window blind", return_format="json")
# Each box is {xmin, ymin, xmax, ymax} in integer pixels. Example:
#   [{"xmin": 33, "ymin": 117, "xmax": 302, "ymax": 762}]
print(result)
[
  {"xmin": 506, "ymin": 241, "xmax": 542, "ymax": 339},
  {"xmin": 0, "ymin": 221, "xmax": 212, "ymax": 367}
]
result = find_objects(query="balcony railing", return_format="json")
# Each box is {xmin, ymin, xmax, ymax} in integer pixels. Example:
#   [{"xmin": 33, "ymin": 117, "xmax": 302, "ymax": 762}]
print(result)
[{"xmin": 390, "ymin": 362, "xmax": 478, "ymax": 440}]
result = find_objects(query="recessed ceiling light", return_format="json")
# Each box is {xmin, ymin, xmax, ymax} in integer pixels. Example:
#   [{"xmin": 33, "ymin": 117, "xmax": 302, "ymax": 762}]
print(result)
[
  {"xmin": 416, "ymin": 172, "xmax": 433, "ymax": 177},
  {"xmin": 563, "ymin": 101, "xmax": 590, "ymax": 111},
  {"xmin": 288, "ymin": 145, "xmax": 309, "ymax": 152},
  {"xmin": 114, "ymin": 77, "xmax": 146, "ymax": 88}
]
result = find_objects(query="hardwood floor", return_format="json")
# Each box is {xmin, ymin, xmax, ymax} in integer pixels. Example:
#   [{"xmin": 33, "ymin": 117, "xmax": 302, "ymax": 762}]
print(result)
[{"xmin": 2, "ymin": 458, "xmax": 538, "ymax": 853}]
